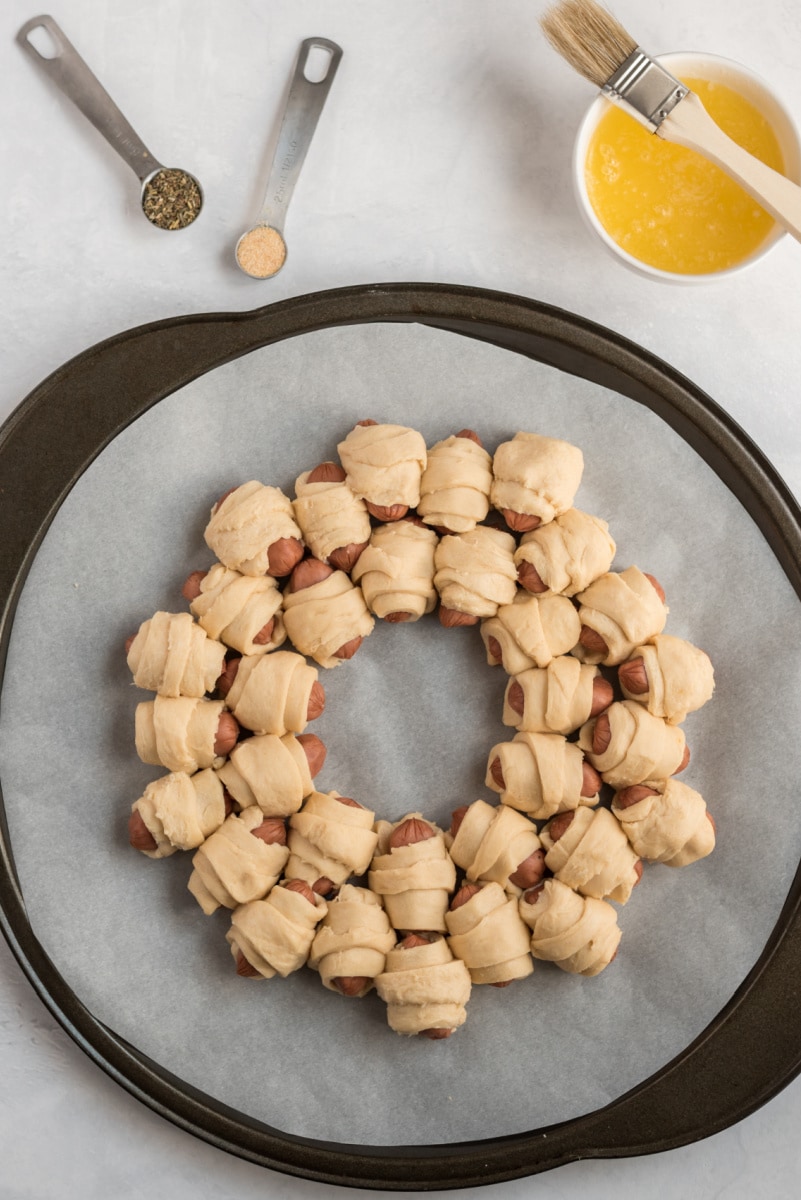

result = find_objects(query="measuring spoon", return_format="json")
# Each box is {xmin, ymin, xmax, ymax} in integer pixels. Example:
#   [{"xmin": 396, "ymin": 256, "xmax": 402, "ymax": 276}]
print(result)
[
  {"xmin": 17, "ymin": 14, "xmax": 203, "ymax": 230},
  {"xmin": 235, "ymin": 37, "xmax": 343, "ymax": 278}
]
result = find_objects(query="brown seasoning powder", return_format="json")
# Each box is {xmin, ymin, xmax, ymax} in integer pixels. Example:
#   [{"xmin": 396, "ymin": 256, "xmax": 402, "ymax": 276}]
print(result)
[
  {"xmin": 141, "ymin": 168, "xmax": 203, "ymax": 230},
  {"xmin": 236, "ymin": 225, "xmax": 287, "ymax": 277}
]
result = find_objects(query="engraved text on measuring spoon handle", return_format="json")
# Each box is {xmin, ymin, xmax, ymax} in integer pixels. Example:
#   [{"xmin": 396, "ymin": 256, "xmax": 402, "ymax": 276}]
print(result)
[
  {"xmin": 259, "ymin": 37, "xmax": 343, "ymax": 233},
  {"xmin": 17, "ymin": 14, "xmax": 163, "ymax": 181}
]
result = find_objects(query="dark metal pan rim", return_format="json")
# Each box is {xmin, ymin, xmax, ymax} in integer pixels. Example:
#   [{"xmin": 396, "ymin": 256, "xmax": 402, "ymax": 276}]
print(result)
[{"xmin": 2, "ymin": 281, "xmax": 801, "ymax": 1190}]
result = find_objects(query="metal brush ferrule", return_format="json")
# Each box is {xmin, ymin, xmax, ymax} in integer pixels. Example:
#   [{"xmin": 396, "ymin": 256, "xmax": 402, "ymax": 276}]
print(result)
[{"xmin": 602, "ymin": 48, "xmax": 689, "ymax": 130}]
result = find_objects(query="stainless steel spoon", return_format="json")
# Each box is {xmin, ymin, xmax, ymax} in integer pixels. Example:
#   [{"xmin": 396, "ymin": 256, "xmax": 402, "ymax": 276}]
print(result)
[
  {"xmin": 17, "ymin": 14, "xmax": 203, "ymax": 230},
  {"xmin": 235, "ymin": 37, "xmax": 343, "ymax": 277}
]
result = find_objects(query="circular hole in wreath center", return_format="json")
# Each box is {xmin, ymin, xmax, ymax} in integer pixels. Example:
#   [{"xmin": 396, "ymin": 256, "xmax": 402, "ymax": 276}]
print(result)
[{"xmin": 314, "ymin": 615, "xmax": 507, "ymax": 829}]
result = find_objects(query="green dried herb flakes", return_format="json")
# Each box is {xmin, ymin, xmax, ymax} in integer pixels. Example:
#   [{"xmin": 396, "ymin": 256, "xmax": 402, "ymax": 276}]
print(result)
[{"xmin": 141, "ymin": 168, "xmax": 202, "ymax": 230}]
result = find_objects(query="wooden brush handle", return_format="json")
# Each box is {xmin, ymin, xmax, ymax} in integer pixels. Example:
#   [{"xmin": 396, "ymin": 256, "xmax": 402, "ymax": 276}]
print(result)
[{"xmin": 658, "ymin": 91, "xmax": 801, "ymax": 241}]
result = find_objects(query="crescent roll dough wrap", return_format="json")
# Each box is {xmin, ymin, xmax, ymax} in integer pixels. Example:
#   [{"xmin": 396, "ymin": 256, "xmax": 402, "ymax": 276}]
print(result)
[
  {"xmin": 127, "ymin": 611, "xmax": 225, "ymax": 698},
  {"xmin": 417, "ymin": 434, "xmax": 492, "ymax": 534},
  {"xmin": 189, "ymin": 563, "xmax": 285, "ymax": 656},
  {"xmin": 519, "ymin": 879, "xmax": 621, "ymax": 976},
  {"xmin": 216, "ymin": 732, "xmax": 313, "ymax": 816},
  {"xmin": 579, "ymin": 701, "xmax": 686, "ymax": 789},
  {"xmin": 434, "ymin": 526, "xmax": 518, "ymax": 618},
  {"xmin": 502, "ymin": 657, "xmax": 605, "ymax": 737},
  {"xmin": 368, "ymin": 816, "xmax": 457, "ymax": 932},
  {"xmin": 131, "ymin": 768, "xmax": 227, "ymax": 858},
  {"xmin": 486, "ymin": 732, "xmax": 598, "ymax": 819},
  {"xmin": 480, "ymin": 592, "xmax": 580, "ymax": 674},
  {"xmin": 282, "ymin": 571, "xmax": 375, "ymax": 668},
  {"xmin": 204, "ymin": 482, "xmax": 302, "ymax": 577},
  {"xmin": 572, "ymin": 566, "xmax": 668, "ymax": 666},
  {"xmin": 187, "ymin": 806, "xmax": 289, "ymax": 913},
  {"xmin": 375, "ymin": 934, "xmax": 472, "ymax": 1036},
  {"xmin": 309, "ymin": 884, "xmax": 397, "ymax": 995},
  {"xmin": 224, "ymin": 650, "xmax": 319, "ymax": 736},
  {"xmin": 286, "ymin": 792, "xmax": 379, "ymax": 889},
  {"xmin": 134, "ymin": 696, "xmax": 226, "ymax": 773},
  {"xmin": 540, "ymin": 807, "xmax": 641, "ymax": 904},
  {"xmin": 227, "ymin": 883, "xmax": 327, "ymax": 979},
  {"xmin": 612, "ymin": 778, "xmax": 715, "ymax": 867},
  {"xmin": 351, "ymin": 521, "xmax": 438, "ymax": 621},
  {"xmin": 292, "ymin": 469, "xmax": 371, "ymax": 563},
  {"xmin": 446, "ymin": 800, "xmax": 542, "ymax": 898},
  {"xmin": 491, "ymin": 433, "xmax": 584, "ymax": 527},
  {"xmin": 514, "ymin": 509, "xmax": 615, "ymax": 597},
  {"xmin": 337, "ymin": 423, "xmax": 427, "ymax": 509},
  {"xmin": 619, "ymin": 634, "xmax": 715, "ymax": 725},
  {"xmin": 446, "ymin": 883, "xmax": 533, "ymax": 985}
]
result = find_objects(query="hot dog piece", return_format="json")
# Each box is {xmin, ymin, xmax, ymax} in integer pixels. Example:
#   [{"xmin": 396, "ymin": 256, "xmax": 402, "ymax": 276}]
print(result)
[
  {"xmin": 332, "ymin": 636, "xmax": 363, "ymax": 659},
  {"xmin": 288, "ymin": 558, "xmax": 334, "ymax": 591},
  {"xmin": 204, "ymin": 482, "xmax": 304, "ymax": 577},
  {"xmin": 296, "ymin": 733, "xmax": 327, "ymax": 777},
  {"xmin": 508, "ymin": 850, "xmax": 547, "ymax": 890},
  {"xmin": 309, "ymin": 883, "xmax": 397, "ymax": 997},
  {"xmin": 307, "ymin": 681, "xmax": 326, "ymax": 720},
  {"xmin": 214, "ymin": 711, "xmax": 240, "ymax": 757},
  {"xmin": 439, "ymin": 607, "xmax": 480, "ymax": 627},
  {"xmin": 491, "ymin": 433, "xmax": 584, "ymax": 531},
  {"xmin": 181, "ymin": 570, "xmax": 206, "ymax": 602},
  {"xmin": 215, "ymin": 655, "xmax": 241, "ymax": 699},
  {"xmin": 267, "ymin": 538, "xmax": 305, "ymax": 578},
  {"xmin": 517, "ymin": 561, "xmax": 548, "ymax": 593},
  {"xmin": 128, "ymin": 809, "xmax": 158, "ymax": 853}
]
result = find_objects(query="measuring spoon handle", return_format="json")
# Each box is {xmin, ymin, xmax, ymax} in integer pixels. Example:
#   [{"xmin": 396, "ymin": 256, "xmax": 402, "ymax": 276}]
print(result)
[
  {"xmin": 17, "ymin": 14, "xmax": 163, "ymax": 182},
  {"xmin": 259, "ymin": 37, "xmax": 343, "ymax": 231}
]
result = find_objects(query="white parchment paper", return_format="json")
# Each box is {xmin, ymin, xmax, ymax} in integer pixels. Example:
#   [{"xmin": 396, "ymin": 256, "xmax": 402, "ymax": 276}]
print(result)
[{"xmin": 2, "ymin": 321, "xmax": 801, "ymax": 1147}]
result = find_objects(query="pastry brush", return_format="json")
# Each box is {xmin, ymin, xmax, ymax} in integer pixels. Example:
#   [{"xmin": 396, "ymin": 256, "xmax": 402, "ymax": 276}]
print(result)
[{"xmin": 540, "ymin": 0, "xmax": 801, "ymax": 241}]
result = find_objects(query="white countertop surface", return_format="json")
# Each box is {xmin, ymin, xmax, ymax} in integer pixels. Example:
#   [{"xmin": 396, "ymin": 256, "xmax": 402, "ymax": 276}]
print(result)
[{"xmin": 2, "ymin": 0, "xmax": 801, "ymax": 1195}]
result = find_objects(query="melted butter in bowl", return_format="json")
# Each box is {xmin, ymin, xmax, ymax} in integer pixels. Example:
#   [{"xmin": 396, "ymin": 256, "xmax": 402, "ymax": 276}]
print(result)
[{"xmin": 573, "ymin": 53, "xmax": 801, "ymax": 282}]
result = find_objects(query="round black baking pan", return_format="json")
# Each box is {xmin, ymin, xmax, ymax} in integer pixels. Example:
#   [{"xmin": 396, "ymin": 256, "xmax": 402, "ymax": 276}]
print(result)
[{"xmin": 2, "ymin": 282, "xmax": 801, "ymax": 1189}]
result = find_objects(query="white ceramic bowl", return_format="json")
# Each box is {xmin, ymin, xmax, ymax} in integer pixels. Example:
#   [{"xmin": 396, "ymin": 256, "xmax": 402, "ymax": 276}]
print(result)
[{"xmin": 572, "ymin": 52, "xmax": 801, "ymax": 283}]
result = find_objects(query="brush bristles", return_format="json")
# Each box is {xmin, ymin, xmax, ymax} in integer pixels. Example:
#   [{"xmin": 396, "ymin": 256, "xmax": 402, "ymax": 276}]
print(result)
[{"xmin": 540, "ymin": 0, "xmax": 637, "ymax": 88}]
